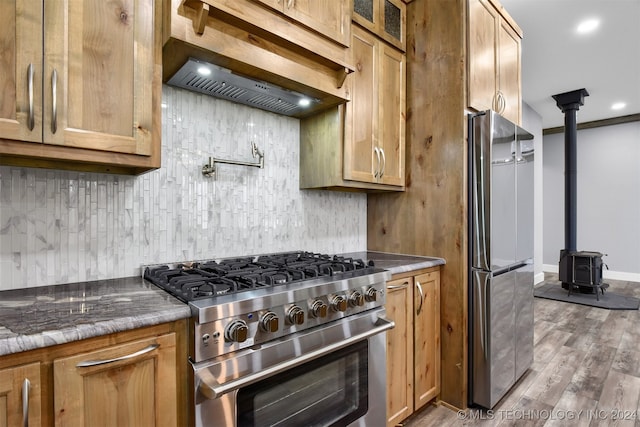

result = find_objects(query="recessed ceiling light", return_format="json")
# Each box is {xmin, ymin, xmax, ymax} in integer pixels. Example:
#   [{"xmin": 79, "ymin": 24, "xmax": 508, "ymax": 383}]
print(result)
[
  {"xmin": 576, "ymin": 18, "xmax": 599, "ymax": 34},
  {"xmin": 611, "ymin": 102, "xmax": 626, "ymax": 110}
]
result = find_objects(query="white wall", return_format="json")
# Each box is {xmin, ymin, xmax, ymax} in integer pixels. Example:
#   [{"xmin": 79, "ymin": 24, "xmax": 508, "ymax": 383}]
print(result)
[
  {"xmin": 0, "ymin": 86, "xmax": 368, "ymax": 290},
  {"xmin": 521, "ymin": 103, "xmax": 544, "ymax": 284},
  {"xmin": 543, "ymin": 120, "xmax": 640, "ymax": 281}
]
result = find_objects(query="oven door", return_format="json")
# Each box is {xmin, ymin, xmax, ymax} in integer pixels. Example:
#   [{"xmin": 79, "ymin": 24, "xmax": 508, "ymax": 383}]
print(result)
[{"xmin": 193, "ymin": 309, "xmax": 393, "ymax": 427}]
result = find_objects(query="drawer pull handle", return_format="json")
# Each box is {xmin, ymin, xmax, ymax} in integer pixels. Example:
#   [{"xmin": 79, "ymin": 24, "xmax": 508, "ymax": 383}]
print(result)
[
  {"xmin": 387, "ymin": 281, "xmax": 409, "ymax": 290},
  {"xmin": 51, "ymin": 69, "xmax": 58, "ymax": 134},
  {"xmin": 27, "ymin": 64, "xmax": 35, "ymax": 131},
  {"xmin": 76, "ymin": 344, "xmax": 159, "ymax": 367},
  {"xmin": 22, "ymin": 378, "xmax": 30, "ymax": 427}
]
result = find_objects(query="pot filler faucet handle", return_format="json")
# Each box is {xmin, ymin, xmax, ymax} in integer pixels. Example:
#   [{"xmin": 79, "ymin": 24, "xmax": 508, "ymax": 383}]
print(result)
[
  {"xmin": 202, "ymin": 141, "xmax": 265, "ymax": 178},
  {"xmin": 251, "ymin": 141, "xmax": 264, "ymax": 166}
]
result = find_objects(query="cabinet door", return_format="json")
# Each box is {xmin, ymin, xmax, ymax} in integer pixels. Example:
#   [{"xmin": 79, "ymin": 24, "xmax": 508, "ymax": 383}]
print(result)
[
  {"xmin": 0, "ymin": 0, "xmax": 43, "ymax": 143},
  {"xmin": 378, "ymin": 43, "xmax": 405, "ymax": 187},
  {"xmin": 380, "ymin": 0, "xmax": 405, "ymax": 51},
  {"xmin": 252, "ymin": 0, "xmax": 350, "ymax": 46},
  {"xmin": 53, "ymin": 334, "xmax": 177, "ymax": 427},
  {"xmin": 385, "ymin": 277, "xmax": 413, "ymax": 427},
  {"xmin": 468, "ymin": 0, "xmax": 498, "ymax": 113},
  {"xmin": 344, "ymin": 26, "xmax": 378, "ymax": 183},
  {"xmin": 413, "ymin": 270, "xmax": 440, "ymax": 409},
  {"xmin": 285, "ymin": 0, "xmax": 351, "ymax": 46},
  {"xmin": 0, "ymin": 362, "xmax": 42, "ymax": 427},
  {"xmin": 497, "ymin": 18, "xmax": 521, "ymax": 124},
  {"xmin": 353, "ymin": 0, "xmax": 405, "ymax": 51},
  {"xmin": 43, "ymin": 0, "xmax": 155, "ymax": 156},
  {"xmin": 353, "ymin": 0, "xmax": 379, "ymax": 36}
]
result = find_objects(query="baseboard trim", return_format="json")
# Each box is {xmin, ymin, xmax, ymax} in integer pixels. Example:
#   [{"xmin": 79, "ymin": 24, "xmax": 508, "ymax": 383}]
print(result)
[
  {"xmin": 534, "ymin": 272, "xmax": 545, "ymax": 285},
  {"xmin": 543, "ymin": 263, "xmax": 640, "ymax": 282}
]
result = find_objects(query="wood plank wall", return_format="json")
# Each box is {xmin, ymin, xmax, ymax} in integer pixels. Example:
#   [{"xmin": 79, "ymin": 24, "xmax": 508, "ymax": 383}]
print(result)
[{"xmin": 367, "ymin": 0, "xmax": 469, "ymax": 409}]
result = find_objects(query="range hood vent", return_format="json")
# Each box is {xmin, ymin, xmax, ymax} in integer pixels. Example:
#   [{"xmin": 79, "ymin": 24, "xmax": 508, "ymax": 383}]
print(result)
[{"xmin": 167, "ymin": 58, "xmax": 318, "ymax": 116}]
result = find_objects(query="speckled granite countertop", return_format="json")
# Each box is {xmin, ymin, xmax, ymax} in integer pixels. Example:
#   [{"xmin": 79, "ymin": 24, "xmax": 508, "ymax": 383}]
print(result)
[
  {"xmin": 340, "ymin": 251, "xmax": 445, "ymax": 275},
  {"xmin": 0, "ymin": 276, "xmax": 191, "ymax": 357}
]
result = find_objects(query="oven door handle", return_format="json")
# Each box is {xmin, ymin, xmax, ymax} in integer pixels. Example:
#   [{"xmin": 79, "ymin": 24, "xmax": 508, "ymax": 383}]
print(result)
[{"xmin": 197, "ymin": 316, "xmax": 395, "ymax": 400}]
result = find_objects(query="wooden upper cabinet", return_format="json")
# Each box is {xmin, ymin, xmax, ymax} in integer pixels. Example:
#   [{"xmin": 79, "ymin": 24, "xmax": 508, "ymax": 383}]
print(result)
[
  {"xmin": 344, "ymin": 26, "xmax": 405, "ymax": 187},
  {"xmin": 344, "ymin": 27, "xmax": 378, "ymax": 184},
  {"xmin": 0, "ymin": 0, "xmax": 43, "ymax": 143},
  {"xmin": 53, "ymin": 334, "xmax": 177, "ymax": 427},
  {"xmin": 353, "ymin": 0, "xmax": 406, "ymax": 51},
  {"xmin": 497, "ymin": 17, "xmax": 521, "ymax": 124},
  {"xmin": 0, "ymin": 362, "xmax": 42, "ymax": 427},
  {"xmin": 377, "ymin": 43, "xmax": 405, "ymax": 186},
  {"xmin": 298, "ymin": 24, "xmax": 405, "ymax": 192},
  {"xmin": 43, "ymin": 0, "xmax": 154, "ymax": 155},
  {"xmin": 468, "ymin": 0, "xmax": 522, "ymax": 124},
  {"xmin": 252, "ymin": 0, "xmax": 351, "ymax": 46},
  {"xmin": 0, "ymin": 0, "xmax": 161, "ymax": 174}
]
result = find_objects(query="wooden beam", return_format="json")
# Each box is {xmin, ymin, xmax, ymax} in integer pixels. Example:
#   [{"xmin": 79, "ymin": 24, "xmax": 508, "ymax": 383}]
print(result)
[{"xmin": 543, "ymin": 113, "xmax": 640, "ymax": 135}]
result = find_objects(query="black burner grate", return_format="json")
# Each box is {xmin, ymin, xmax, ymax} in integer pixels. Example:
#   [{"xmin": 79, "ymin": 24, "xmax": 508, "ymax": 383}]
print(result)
[{"xmin": 144, "ymin": 251, "xmax": 373, "ymax": 302}]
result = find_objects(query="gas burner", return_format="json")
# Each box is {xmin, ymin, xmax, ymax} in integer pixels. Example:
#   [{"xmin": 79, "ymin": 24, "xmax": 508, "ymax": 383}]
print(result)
[{"xmin": 143, "ymin": 251, "xmax": 374, "ymax": 303}]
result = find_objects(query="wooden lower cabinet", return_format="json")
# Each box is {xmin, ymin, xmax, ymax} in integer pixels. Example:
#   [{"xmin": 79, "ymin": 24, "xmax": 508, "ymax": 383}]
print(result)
[
  {"xmin": 385, "ymin": 267, "xmax": 440, "ymax": 427},
  {"xmin": 386, "ymin": 276, "xmax": 414, "ymax": 425},
  {"xmin": 0, "ymin": 320, "xmax": 187, "ymax": 427},
  {"xmin": 413, "ymin": 270, "xmax": 441, "ymax": 408},
  {"xmin": 53, "ymin": 334, "xmax": 177, "ymax": 427},
  {"xmin": 0, "ymin": 362, "xmax": 42, "ymax": 427}
]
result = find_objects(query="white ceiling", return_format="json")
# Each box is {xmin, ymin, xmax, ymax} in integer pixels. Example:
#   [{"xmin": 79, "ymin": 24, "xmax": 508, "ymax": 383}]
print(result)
[{"xmin": 498, "ymin": 0, "xmax": 640, "ymax": 129}]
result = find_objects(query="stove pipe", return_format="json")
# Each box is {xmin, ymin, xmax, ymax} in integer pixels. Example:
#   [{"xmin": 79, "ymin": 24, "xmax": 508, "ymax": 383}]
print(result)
[{"xmin": 551, "ymin": 88, "xmax": 589, "ymax": 252}]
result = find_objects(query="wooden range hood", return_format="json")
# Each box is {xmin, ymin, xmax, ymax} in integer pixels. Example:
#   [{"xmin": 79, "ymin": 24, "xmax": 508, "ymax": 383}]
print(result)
[{"xmin": 162, "ymin": 0, "xmax": 354, "ymax": 118}]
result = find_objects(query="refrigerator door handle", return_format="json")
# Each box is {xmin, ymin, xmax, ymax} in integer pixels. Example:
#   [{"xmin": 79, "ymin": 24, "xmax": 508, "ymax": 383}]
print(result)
[
  {"xmin": 472, "ymin": 115, "xmax": 490, "ymax": 272},
  {"xmin": 474, "ymin": 270, "xmax": 490, "ymax": 361}
]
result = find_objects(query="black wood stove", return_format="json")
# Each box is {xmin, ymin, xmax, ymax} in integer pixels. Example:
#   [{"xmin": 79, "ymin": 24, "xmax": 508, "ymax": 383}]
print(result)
[{"xmin": 552, "ymin": 89, "xmax": 608, "ymax": 299}]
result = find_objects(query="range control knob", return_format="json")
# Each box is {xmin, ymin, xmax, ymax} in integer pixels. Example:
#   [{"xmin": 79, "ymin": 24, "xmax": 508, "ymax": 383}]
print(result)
[
  {"xmin": 310, "ymin": 300, "xmax": 328, "ymax": 318},
  {"xmin": 349, "ymin": 291, "xmax": 365, "ymax": 307},
  {"xmin": 260, "ymin": 311, "xmax": 279, "ymax": 333},
  {"xmin": 364, "ymin": 287, "xmax": 378, "ymax": 302},
  {"xmin": 330, "ymin": 295, "xmax": 347, "ymax": 312},
  {"xmin": 224, "ymin": 320, "xmax": 249, "ymax": 343},
  {"xmin": 287, "ymin": 306, "xmax": 305, "ymax": 325}
]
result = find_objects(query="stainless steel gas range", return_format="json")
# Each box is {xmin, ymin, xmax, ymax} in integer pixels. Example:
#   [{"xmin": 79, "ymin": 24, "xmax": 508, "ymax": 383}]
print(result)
[{"xmin": 143, "ymin": 251, "xmax": 393, "ymax": 427}]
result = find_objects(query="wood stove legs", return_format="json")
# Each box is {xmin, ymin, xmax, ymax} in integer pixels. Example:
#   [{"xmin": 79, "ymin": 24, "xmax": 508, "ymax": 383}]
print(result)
[{"xmin": 566, "ymin": 281, "xmax": 610, "ymax": 301}]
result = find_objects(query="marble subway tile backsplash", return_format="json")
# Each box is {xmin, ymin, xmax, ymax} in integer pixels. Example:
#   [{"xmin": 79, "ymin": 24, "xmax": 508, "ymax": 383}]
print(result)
[{"xmin": 0, "ymin": 86, "xmax": 367, "ymax": 290}]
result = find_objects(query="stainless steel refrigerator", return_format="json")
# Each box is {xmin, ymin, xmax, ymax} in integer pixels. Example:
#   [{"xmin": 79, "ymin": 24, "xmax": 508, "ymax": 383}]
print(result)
[{"xmin": 468, "ymin": 110, "xmax": 535, "ymax": 409}]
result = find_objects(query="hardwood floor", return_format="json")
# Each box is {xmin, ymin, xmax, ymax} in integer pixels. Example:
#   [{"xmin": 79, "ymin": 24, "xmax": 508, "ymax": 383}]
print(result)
[{"xmin": 403, "ymin": 274, "xmax": 640, "ymax": 427}]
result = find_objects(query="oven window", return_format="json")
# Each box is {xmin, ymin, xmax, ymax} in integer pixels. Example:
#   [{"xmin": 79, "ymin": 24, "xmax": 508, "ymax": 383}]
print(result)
[{"xmin": 237, "ymin": 340, "xmax": 369, "ymax": 427}]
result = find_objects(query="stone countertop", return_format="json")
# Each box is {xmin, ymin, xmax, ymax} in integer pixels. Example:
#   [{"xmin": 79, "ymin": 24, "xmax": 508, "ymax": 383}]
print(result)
[
  {"xmin": 340, "ymin": 251, "xmax": 445, "ymax": 275},
  {"xmin": 0, "ymin": 252, "xmax": 443, "ymax": 358},
  {"xmin": 0, "ymin": 276, "xmax": 191, "ymax": 357}
]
